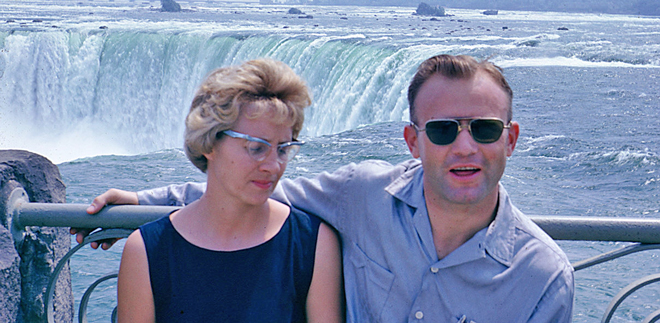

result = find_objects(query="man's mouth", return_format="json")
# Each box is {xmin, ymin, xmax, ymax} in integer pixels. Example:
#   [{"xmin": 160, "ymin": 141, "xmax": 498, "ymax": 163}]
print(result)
[{"xmin": 450, "ymin": 167, "xmax": 480, "ymax": 176}]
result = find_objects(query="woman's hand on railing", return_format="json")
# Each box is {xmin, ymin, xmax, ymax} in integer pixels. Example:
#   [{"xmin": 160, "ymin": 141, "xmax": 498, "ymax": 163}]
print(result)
[{"xmin": 69, "ymin": 188, "xmax": 139, "ymax": 250}]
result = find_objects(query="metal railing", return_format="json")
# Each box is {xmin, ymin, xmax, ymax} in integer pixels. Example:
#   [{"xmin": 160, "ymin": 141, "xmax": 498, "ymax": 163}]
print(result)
[{"xmin": 6, "ymin": 187, "xmax": 660, "ymax": 323}]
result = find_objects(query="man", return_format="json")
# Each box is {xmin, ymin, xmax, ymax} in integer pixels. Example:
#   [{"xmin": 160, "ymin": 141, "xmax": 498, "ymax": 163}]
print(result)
[{"xmin": 84, "ymin": 54, "xmax": 574, "ymax": 322}]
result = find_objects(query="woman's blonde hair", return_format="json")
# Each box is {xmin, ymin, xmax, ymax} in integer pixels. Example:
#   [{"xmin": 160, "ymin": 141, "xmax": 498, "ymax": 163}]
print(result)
[{"xmin": 184, "ymin": 58, "xmax": 311, "ymax": 172}]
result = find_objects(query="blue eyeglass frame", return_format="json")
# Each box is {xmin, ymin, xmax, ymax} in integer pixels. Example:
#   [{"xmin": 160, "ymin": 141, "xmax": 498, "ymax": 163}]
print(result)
[{"xmin": 219, "ymin": 130, "xmax": 304, "ymax": 163}]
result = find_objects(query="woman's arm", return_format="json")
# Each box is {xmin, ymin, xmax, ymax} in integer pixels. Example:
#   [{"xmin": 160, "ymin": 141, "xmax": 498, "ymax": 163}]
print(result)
[
  {"xmin": 306, "ymin": 223, "xmax": 345, "ymax": 323},
  {"xmin": 117, "ymin": 230, "xmax": 155, "ymax": 323}
]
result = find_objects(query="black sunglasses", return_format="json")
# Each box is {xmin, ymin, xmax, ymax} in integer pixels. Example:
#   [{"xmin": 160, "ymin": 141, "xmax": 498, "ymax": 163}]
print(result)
[{"xmin": 412, "ymin": 118, "xmax": 511, "ymax": 145}]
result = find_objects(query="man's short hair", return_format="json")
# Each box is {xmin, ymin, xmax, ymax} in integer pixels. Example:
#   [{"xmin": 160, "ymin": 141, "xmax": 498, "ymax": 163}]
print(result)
[
  {"xmin": 184, "ymin": 58, "xmax": 311, "ymax": 172},
  {"xmin": 407, "ymin": 54, "xmax": 513, "ymax": 124}
]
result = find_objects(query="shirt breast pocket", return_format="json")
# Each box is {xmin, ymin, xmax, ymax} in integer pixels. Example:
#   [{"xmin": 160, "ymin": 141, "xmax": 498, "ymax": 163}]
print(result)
[{"xmin": 348, "ymin": 243, "xmax": 395, "ymax": 321}]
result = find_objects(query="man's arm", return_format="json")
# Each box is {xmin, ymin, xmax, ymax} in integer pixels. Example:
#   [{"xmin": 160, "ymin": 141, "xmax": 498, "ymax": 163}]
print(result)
[
  {"xmin": 77, "ymin": 169, "xmax": 346, "ymax": 249},
  {"xmin": 82, "ymin": 160, "xmax": 394, "ymax": 247},
  {"xmin": 137, "ymin": 162, "xmax": 367, "ymax": 231},
  {"xmin": 70, "ymin": 188, "xmax": 140, "ymax": 249},
  {"xmin": 527, "ymin": 266, "xmax": 575, "ymax": 322},
  {"xmin": 137, "ymin": 182, "xmax": 206, "ymax": 206},
  {"xmin": 75, "ymin": 182, "xmax": 207, "ymax": 249}
]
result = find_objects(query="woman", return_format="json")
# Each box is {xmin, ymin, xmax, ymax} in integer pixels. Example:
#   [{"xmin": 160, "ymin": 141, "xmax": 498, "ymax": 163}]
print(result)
[{"xmin": 117, "ymin": 58, "xmax": 344, "ymax": 322}]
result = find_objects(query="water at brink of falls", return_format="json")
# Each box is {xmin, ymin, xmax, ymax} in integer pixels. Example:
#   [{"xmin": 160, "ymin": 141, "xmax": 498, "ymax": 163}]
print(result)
[{"xmin": 1, "ymin": 0, "xmax": 659, "ymax": 322}]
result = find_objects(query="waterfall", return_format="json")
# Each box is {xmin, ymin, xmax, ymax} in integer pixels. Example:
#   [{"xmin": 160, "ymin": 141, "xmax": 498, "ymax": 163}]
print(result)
[{"xmin": 0, "ymin": 29, "xmax": 422, "ymax": 163}]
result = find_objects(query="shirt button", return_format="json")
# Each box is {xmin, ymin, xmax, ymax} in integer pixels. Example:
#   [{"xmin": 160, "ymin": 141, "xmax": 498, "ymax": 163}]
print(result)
[
  {"xmin": 415, "ymin": 311, "xmax": 424, "ymax": 319},
  {"xmin": 430, "ymin": 267, "xmax": 439, "ymax": 273}
]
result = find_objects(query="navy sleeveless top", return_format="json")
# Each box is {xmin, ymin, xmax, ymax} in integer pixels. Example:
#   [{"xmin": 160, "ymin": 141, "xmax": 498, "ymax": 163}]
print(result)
[{"xmin": 139, "ymin": 207, "xmax": 322, "ymax": 323}]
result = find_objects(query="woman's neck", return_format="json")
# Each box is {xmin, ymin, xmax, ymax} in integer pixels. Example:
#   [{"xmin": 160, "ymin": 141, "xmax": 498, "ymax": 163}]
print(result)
[{"xmin": 170, "ymin": 195, "xmax": 289, "ymax": 252}]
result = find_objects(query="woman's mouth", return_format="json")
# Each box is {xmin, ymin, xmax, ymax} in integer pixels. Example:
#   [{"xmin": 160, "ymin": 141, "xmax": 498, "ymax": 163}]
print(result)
[{"xmin": 252, "ymin": 180, "xmax": 273, "ymax": 189}]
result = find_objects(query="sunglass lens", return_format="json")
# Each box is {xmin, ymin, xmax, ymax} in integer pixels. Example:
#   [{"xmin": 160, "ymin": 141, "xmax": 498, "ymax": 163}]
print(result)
[
  {"xmin": 471, "ymin": 119, "xmax": 504, "ymax": 143},
  {"xmin": 425, "ymin": 120, "xmax": 459, "ymax": 145}
]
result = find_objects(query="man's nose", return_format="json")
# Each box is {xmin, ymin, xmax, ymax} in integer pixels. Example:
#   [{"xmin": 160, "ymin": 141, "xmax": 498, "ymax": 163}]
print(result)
[{"xmin": 452, "ymin": 125, "xmax": 478, "ymax": 155}]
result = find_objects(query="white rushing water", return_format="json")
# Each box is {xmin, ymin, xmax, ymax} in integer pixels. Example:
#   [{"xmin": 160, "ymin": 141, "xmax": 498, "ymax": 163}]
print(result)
[{"xmin": 1, "ymin": 0, "xmax": 658, "ymax": 163}]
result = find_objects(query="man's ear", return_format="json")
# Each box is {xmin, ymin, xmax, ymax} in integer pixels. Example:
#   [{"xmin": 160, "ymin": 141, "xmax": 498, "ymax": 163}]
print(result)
[
  {"xmin": 404, "ymin": 124, "xmax": 421, "ymax": 158},
  {"xmin": 506, "ymin": 121, "xmax": 520, "ymax": 157}
]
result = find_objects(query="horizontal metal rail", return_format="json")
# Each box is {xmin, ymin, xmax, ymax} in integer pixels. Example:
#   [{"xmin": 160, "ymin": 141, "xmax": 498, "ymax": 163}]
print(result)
[
  {"xmin": 14, "ymin": 202, "xmax": 179, "ymax": 229},
  {"xmin": 7, "ymin": 187, "xmax": 177, "ymax": 243},
  {"xmin": 11, "ymin": 199, "xmax": 660, "ymax": 244},
  {"xmin": 532, "ymin": 215, "xmax": 660, "ymax": 244},
  {"xmin": 6, "ymin": 187, "xmax": 660, "ymax": 323}
]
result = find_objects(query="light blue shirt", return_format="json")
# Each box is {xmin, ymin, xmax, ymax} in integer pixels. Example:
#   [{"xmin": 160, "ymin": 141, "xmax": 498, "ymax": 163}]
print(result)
[{"xmin": 139, "ymin": 159, "xmax": 574, "ymax": 322}]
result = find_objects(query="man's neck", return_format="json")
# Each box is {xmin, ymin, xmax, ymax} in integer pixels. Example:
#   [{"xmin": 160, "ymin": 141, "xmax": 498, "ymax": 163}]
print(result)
[{"xmin": 425, "ymin": 191, "xmax": 499, "ymax": 260}]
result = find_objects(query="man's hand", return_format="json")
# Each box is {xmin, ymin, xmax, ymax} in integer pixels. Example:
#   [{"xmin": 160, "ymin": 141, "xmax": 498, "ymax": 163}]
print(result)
[{"xmin": 69, "ymin": 189, "xmax": 139, "ymax": 250}]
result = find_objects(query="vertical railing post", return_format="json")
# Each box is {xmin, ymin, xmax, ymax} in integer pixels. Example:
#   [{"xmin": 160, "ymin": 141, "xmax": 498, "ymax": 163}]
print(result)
[{"xmin": 0, "ymin": 150, "xmax": 73, "ymax": 323}]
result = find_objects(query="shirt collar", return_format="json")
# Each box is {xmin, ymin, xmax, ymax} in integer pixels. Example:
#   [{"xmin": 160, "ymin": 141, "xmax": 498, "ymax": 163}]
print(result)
[
  {"xmin": 483, "ymin": 184, "xmax": 517, "ymax": 267},
  {"xmin": 385, "ymin": 160, "xmax": 518, "ymax": 267},
  {"xmin": 384, "ymin": 159, "xmax": 425, "ymax": 210}
]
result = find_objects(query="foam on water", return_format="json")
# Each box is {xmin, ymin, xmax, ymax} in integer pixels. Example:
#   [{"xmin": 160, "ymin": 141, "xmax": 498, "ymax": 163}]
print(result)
[
  {"xmin": 496, "ymin": 56, "xmax": 660, "ymax": 68},
  {"xmin": 1, "ymin": 1, "xmax": 658, "ymax": 166}
]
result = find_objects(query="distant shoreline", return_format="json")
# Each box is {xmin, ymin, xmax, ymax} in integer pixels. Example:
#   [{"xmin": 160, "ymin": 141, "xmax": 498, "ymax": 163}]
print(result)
[
  {"xmin": 262, "ymin": 0, "xmax": 658, "ymax": 16},
  {"xmin": 2, "ymin": 0, "xmax": 658, "ymax": 17}
]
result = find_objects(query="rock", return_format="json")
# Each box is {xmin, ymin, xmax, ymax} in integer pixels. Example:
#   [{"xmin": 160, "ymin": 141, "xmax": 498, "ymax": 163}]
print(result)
[
  {"xmin": 0, "ymin": 150, "xmax": 72, "ymax": 323},
  {"xmin": 160, "ymin": 0, "xmax": 181, "ymax": 12},
  {"xmin": 0, "ymin": 225, "xmax": 20, "ymax": 323},
  {"xmin": 415, "ymin": 2, "xmax": 446, "ymax": 17},
  {"xmin": 288, "ymin": 8, "xmax": 303, "ymax": 15}
]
